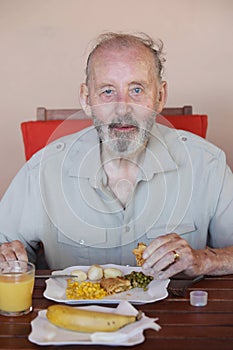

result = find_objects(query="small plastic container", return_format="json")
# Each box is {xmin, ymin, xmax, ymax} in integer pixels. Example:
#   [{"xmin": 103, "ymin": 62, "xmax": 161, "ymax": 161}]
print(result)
[{"xmin": 190, "ymin": 290, "xmax": 208, "ymax": 307}]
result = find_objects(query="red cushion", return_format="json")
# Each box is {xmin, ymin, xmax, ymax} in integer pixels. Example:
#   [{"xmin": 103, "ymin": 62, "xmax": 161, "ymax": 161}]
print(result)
[
  {"xmin": 21, "ymin": 115, "xmax": 207, "ymax": 160},
  {"xmin": 157, "ymin": 114, "xmax": 208, "ymax": 138},
  {"xmin": 21, "ymin": 119, "xmax": 93, "ymax": 160}
]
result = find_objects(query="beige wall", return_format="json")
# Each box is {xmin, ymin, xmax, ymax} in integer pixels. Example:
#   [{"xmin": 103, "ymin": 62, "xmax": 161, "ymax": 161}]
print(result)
[{"xmin": 0, "ymin": 0, "xmax": 233, "ymax": 198}]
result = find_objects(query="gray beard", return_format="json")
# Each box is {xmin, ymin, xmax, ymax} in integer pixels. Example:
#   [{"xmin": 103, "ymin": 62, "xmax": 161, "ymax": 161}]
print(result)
[{"xmin": 94, "ymin": 115, "xmax": 155, "ymax": 156}]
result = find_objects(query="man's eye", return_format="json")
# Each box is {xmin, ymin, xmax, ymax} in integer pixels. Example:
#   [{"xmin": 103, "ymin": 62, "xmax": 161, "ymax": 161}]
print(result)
[
  {"xmin": 103, "ymin": 89, "xmax": 113, "ymax": 95},
  {"xmin": 133, "ymin": 87, "xmax": 142, "ymax": 94}
]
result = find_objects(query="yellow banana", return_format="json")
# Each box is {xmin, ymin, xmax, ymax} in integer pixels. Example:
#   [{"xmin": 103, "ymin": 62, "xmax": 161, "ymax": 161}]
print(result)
[{"xmin": 46, "ymin": 304, "xmax": 136, "ymax": 332}]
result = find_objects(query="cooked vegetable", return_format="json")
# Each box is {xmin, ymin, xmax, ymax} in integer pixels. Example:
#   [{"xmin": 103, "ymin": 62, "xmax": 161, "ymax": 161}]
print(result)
[
  {"xmin": 66, "ymin": 280, "xmax": 107, "ymax": 300},
  {"xmin": 70, "ymin": 269, "xmax": 87, "ymax": 282},
  {"xmin": 87, "ymin": 264, "xmax": 103, "ymax": 281},
  {"xmin": 46, "ymin": 305, "xmax": 136, "ymax": 332},
  {"xmin": 124, "ymin": 271, "xmax": 153, "ymax": 290},
  {"xmin": 103, "ymin": 267, "xmax": 123, "ymax": 278}
]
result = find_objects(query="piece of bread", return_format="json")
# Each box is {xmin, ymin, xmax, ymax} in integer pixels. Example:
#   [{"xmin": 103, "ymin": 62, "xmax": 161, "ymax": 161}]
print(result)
[
  {"xmin": 132, "ymin": 242, "xmax": 147, "ymax": 266},
  {"xmin": 100, "ymin": 277, "xmax": 131, "ymax": 295}
]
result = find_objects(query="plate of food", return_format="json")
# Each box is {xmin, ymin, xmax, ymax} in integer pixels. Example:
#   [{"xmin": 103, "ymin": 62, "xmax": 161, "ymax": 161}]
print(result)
[
  {"xmin": 29, "ymin": 301, "xmax": 161, "ymax": 346},
  {"xmin": 43, "ymin": 264, "xmax": 170, "ymax": 304}
]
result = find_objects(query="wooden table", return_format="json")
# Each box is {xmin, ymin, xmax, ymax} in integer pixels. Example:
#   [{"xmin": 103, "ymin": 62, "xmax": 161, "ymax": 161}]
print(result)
[{"xmin": 1, "ymin": 271, "xmax": 233, "ymax": 350}]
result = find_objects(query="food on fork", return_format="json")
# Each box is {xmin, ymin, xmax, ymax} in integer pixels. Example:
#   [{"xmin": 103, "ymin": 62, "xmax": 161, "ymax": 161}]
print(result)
[
  {"xmin": 133, "ymin": 242, "xmax": 147, "ymax": 266},
  {"xmin": 70, "ymin": 270, "xmax": 87, "ymax": 282},
  {"xmin": 100, "ymin": 277, "xmax": 132, "ymax": 295},
  {"xmin": 46, "ymin": 304, "xmax": 136, "ymax": 332}
]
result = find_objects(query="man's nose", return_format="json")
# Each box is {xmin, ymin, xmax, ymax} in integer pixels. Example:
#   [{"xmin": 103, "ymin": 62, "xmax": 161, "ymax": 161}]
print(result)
[{"xmin": 114, "ymin": 95, "xmax": 133, "ymax": 117}]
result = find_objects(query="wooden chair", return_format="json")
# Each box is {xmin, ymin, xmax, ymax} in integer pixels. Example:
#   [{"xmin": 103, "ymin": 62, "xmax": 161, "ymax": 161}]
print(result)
[{"xmin": 36, "ymin": 106, "xmax": 193, "ymax": 120}]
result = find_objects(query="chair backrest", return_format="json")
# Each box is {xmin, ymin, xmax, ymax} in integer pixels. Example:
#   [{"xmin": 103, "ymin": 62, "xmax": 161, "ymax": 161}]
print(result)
[
  {"xmin": 21, "ymin": 105, "xmax": 208, "ymax": 161},
  {"xmin": 37, "ymin": 105, "xmax": 193, "ymax": 120}
]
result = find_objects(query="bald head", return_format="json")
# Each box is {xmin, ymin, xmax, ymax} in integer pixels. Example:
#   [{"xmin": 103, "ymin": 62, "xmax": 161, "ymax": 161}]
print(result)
[{"xmin": 85, "ymin": 32, "xmax": 165, "ymax": 85}]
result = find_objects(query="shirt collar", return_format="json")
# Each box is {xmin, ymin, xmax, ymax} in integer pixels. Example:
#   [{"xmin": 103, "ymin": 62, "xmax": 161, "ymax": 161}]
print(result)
[
  {"xmin": 140, "ymin": 123, "xmax": 178, "ymax": 180},
  {"xmin": 68, "ymin": 123, "xmax": 178, "ymax": 183}
]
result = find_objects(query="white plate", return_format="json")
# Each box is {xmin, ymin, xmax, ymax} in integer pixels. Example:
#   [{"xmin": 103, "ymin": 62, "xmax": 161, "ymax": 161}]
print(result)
[
  {"xmin": 28, "ymin": 301, "xmax": 161, "ymax": 346},
  {"xmin": 43, "ymin": 264, "xmax": 170, "ymax": 304}
]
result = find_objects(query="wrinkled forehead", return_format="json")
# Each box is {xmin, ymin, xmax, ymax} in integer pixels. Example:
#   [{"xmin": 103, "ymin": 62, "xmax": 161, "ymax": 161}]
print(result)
[{"xmin": 87, "ymin": 41, "xmax": 157, "ymax": 82}]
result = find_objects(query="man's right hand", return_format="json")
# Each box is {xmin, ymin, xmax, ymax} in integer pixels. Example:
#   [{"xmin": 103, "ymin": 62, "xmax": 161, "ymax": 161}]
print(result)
[{"xmin": 0, "ymin": 240, "xmax": 28, "ymax": 262}]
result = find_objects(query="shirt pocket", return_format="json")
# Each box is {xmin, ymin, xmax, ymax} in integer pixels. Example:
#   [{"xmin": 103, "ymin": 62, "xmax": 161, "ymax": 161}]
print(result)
[
  {"xmin": 57, "ymin": 226, "xmax": 107, "ymax": 247},
  {"xmin": 145, "ymin": 220, "xmax": 196, "ymax": 239},
  {"xmin": 56, "ymin": 231, "xmax": 112, "ymax": 266}
]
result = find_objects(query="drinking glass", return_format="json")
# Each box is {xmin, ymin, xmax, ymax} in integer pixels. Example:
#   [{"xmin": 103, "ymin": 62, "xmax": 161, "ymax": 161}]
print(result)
[{"xmin": 0, "ymin": 260, "xmax": 35, "ymax": 316}]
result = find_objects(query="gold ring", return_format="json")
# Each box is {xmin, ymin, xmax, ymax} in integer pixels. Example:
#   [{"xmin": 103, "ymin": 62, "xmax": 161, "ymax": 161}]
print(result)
[{"xmin": 173, "ymin": 251, "xmax": 180, "ymax": 261}]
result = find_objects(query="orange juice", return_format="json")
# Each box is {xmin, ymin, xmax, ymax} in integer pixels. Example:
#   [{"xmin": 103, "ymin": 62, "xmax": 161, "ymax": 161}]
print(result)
[
  {"xmin": 0, "ymin": 273, "xmax": 34, "ymax": 312},
  {"xmin": 0, "ymin": 261, "xmax": 35, "ymax": 316}
]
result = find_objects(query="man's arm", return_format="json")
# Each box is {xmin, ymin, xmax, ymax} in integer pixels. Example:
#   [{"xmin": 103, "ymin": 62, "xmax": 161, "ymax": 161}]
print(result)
[
  {"xmin": 142, "ymin": 233, "xmax": 233, "ymax": 279},
  {"xmin": 0, "ymin": 163, "xmax": 39, "ymax": 264},
  {"xmin": 142, "ymin": 153, "xmax": 233, "ymax": 279}
]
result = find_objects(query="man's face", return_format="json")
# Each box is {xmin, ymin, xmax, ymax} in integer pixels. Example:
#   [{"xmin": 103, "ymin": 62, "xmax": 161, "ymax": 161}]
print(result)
[{"xmin": 81, "ymin": 44, "xmax": 165, "ymax": 155}]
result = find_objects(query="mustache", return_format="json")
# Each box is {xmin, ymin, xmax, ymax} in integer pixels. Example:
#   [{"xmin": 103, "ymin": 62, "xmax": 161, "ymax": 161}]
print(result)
[
  {"xmin": 93, "ymin": 113, "xmax": 155, "ymax": 131},
  {"xmin": 94, "ymin": 117, "xmax": 140, "ymax": 129},
  {"xmin": 104, "ymin": 116, "xmax": 140, "ymax": 129}
]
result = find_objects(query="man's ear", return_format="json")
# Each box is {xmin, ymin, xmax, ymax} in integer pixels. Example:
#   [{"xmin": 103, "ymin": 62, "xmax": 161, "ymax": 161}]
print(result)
[
  {"xmin": 156, "ymin": 81, "xmax": 168, "ymax": 114},
  {"xmin": 79, "ymin": 83, "xmax": 92, "ymax": 117}
]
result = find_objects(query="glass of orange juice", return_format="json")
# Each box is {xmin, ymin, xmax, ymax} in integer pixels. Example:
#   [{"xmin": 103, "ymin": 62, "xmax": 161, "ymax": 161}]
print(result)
[{"xmin": 0, "ymin": 260, "xmax": 35, "ymax": 316}]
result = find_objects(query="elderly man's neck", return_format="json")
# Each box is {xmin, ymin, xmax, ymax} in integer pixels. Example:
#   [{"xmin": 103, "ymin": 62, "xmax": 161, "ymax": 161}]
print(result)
[
  {"xmin": 100, "ymin": 143, "xmax": 146, "ymax": 207},
  {"xmin": 100, "ymin": 142, "xmax": 146, "ymax": 167}
]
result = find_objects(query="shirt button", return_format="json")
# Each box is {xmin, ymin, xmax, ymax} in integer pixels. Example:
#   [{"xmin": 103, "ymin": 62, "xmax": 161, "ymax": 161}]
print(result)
[
  {"xmin": 78, "ymin": 239, "xmax": 85, "ymax": 245},
  {"xmin": 124, "ymin": 226, "xmax": 130, "ymax": 233},
  {"xmin": 180, "ymin": 136, "xmax": 187, "ymax": 142},
  {"xmin": 56, "ymin": 142, "xmax": 64, "ymax": 150}
]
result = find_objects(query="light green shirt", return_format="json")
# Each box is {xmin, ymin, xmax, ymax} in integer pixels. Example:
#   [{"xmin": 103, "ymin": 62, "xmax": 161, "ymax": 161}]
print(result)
[{"xmin": 0, "ymin": 124, "xmax": 233, "ymax": 269}]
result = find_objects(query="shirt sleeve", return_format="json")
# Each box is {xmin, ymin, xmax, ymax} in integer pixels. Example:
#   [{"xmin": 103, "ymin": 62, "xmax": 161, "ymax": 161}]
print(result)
[
  {"xmin": 0, "ymin": 163, "xmax": 41, "ymax": 263},
  {"xmin": 208, "ymin": 161, "xmax": 233, "ymax": 248}
]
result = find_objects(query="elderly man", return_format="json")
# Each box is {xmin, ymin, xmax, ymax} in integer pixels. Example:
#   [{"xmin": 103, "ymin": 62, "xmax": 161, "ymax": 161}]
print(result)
[{"xmin": 0, "ymin": 32, "xmax": 233, "ymax": 279}]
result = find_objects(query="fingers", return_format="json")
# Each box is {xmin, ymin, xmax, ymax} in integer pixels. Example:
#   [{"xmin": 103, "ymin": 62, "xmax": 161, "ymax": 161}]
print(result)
[
  {"xmin": 142, "ymin": 233, "xmax": 180, "ymax": 267},
  {"xmin": 142, "ymin": 233, "xmax": 195, "ymax": 279},
  {"xmin": 0, "ymin": 240, "xmax": 28, "ymax": 262}
]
